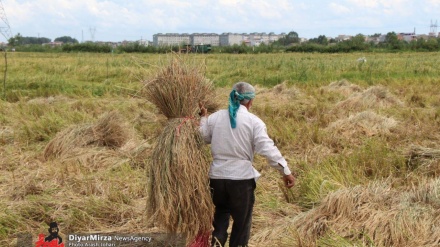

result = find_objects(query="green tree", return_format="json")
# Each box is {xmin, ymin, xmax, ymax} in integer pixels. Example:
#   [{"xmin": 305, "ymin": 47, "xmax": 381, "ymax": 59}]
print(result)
[
  {"xmin": 287, "ymin": 31, "xmax": 299, "ymax": 43},
  {"xmin": 423, "ymin": 38, "xmax": 439, "ymax": 51},
  {"xmin": 54, "ymin": 36, "xmax": 79, "ymax": 44},
  {"xmin": 352, "ymin": 34, "xmax": 366, "ymax": 45},
  {"xmin": 309, "ymin": 35, "xmax": 328, "ymax": 45},
  {"xmin": 416, "ymin": 37, "xmax": 425, "ymax": 48},
  {"xmin": 9, "ymin": 34, "xmax": 51, "ymax": 45},
  {"xmin": 384, "ymin": 32, "xmax": 402, "ymax": 49},
  {"xmin": 8, "ymin": 33, "xmax": 22, "ymax": 46},
  {"xmin": 385, "ymin": 32, "xmax": 398, "ymax": 44},
  {"xmin": 275, "ymin": 31, "xmax": 300, "ymax": 46}
]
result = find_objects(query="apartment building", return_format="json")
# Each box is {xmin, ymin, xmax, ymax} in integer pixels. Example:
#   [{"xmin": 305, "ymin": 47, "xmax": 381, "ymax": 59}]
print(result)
[
  {"xmin": 153, "ymin": 33, "xmax": 190, "ymax": 46},
  {"xmin": 190, "ymin": 33, "xmax": 220, "ymax": 46},
  {"xmin": 152, "ymin": 32, "xmax": 285, "ymax": 46},
  {"xmin": 219, "ymin": 33, "xmax": 246, "ymax": 46}
]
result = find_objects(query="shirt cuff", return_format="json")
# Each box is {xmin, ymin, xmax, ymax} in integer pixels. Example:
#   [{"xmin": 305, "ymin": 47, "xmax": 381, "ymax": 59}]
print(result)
[
  {"xmin": 281, "ymin": 166, "xmax": 291, "ymax": 176},
  {"xmin": 277, "ymin": 163, "xmax": 291, "ymax": 175}
]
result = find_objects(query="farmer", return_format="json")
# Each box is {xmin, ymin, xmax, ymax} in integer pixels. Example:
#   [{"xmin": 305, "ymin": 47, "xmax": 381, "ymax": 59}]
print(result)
[{"xmin": 199, "ymin": 81, "xmax": 295, "ymax": 247}]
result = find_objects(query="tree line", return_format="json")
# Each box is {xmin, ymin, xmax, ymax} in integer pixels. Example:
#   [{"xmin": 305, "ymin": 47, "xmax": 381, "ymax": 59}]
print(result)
[
  {"xmin": 7, "ymin": 33, "xmax": 79, "ymax": 46},
  {"xmin": 5, "ymin": 31, "xmax": 440, "ymax": 53}
]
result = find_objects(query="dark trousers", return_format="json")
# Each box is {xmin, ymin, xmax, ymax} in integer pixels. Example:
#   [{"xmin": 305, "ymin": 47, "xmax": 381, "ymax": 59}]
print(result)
[{"xmin": 209, "ymin": 178, "xmax": 256, "ymax": 247}]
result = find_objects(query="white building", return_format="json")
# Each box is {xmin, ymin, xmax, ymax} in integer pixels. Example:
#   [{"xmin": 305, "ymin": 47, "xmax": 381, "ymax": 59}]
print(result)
[
  {"xmin": 269, "ymin": 32, "xmax": 285, "ymax": 43},
  {"xmin": 153, "ymin": 33, "xmax": 190, "ymax": 46},
  {"xmin": 336, "ymin": 35, "xmax": 353, "ymax": 42},
  {"xmin": 190, "ymin": 33, "xmax": 220, "ymax": 46},
  {"xmin": 398, "ymin": 32, "xmax": 416, "ymax": 42},
  {"xmin": 219, "ymin": 33, "xmax": 245, "ymax": 46},
  {"xmin": 153, "ymin": 32, "xmax": 285, "ymax": 46}
]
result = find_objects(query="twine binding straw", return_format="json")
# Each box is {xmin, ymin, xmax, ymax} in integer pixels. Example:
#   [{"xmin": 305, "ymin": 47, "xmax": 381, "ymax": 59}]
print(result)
[{"xmin": 176, "ymin": 116, "xmax": 196, "ymax": 137}]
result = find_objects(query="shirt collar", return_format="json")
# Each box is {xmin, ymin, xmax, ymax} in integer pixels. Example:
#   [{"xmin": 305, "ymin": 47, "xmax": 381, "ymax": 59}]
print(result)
[{"xmin": 238, "ymin": 104, "xmax": 249, "ymax": 113}]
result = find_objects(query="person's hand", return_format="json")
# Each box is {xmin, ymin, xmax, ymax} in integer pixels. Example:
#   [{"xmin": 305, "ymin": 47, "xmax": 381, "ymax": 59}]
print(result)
[
  {"xmin": 199, "ymin": 102, "xmax": 208, "ymax": 117},
  {"xmin": 283, "ymin": 174, "xmax": 295, "ymax": 188}
]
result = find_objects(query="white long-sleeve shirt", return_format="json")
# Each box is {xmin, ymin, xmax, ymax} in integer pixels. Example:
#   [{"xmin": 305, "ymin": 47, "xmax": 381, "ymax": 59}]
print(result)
[{"xmin": 200, "ymin": 105, "xmax": 291, "ymax": 180}]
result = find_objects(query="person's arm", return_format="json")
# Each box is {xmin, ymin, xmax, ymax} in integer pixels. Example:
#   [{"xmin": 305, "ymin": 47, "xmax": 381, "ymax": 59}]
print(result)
[
  {"xmin": 253, "ymin": 119, "xmax": 295, "ymax": 188},
  {"xmin": 199, "ymin": 103, "xmax": 212, "ymax": 144}
]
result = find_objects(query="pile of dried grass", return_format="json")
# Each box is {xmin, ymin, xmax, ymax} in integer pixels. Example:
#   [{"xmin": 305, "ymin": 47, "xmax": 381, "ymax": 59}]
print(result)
[
  {"xmin": 253, "ymin": 179, "xmax": 440, "ymax": 246},
  {"xmin": 27, "ymin": 95, "xmax": 71, "ymax": 105},
  {"xmin": 271, "ymin": 81, "xmax": 302, "ymax": 97},
  {"xmin": 255, "ymin": 81, "xmax": 302, "ymax": 102},
  {"xmin": 44, "ymin": 111, "xmax": 130, "ymax": 160},
  {"xmin": 0, "ymin": 126, "xmax": 14, "ymax": 144},
  {"xmin": 336, "ymin": 85, "xmax": 404, "ymax": 110},
  {"xmin": 406, "ymin": 145, "xmax": 440, "ymax": 169},
  {"xmin": 326, "ymin": 111, "xmax": 397, "ymax": 138},
  {"xmin": 291, "ymin": 179, "xmax": 440, "ymax": 246},
  {"xmin": 407, "ymin": 145, "xmax": 440, "ymax": 160},
  {"xmin": 321, "ymin": 79, "xmax": 362, "ymax": 96},
  {"xmin": 143, "ymin": 55, "xmax": 217, "ymax": 246},
  {"xmin": 43, "ymin": 111, "xmax": 149, "ymax": 168}
]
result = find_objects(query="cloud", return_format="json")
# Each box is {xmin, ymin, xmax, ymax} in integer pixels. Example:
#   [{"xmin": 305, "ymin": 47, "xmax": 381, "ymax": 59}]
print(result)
[
  {"xmin": 1, "ymin": 0, "xmax": 437, "ymax": 42},
  {"xmin": 346, "ymin": 0, "xmax": 414, "ymax": 15},
  {"xmin": 329, "ymin": 2, "xmax": 351, "ymax": 14}
]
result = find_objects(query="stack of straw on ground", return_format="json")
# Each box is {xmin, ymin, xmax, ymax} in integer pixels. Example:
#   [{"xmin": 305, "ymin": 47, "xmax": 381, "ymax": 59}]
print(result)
[
  {"xmin": 252, "ymin": 178, "xmax": 440, "ymax": 246},
  {"xmin": 142, "ymin": 56, "xmax": 217, "ymax": 246},
  {"xmin": 43, "ymin": 111, "xmax": 149, "ymax": 168}
]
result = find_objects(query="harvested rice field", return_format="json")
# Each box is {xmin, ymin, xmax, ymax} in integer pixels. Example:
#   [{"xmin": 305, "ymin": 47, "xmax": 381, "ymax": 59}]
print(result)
[{"xmin": 1, "ymin": 52, "xmax": 440, "ymax": 246}]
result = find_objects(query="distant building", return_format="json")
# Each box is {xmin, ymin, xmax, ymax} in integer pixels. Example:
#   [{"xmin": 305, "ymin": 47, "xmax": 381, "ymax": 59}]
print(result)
[
  {"xmin": 398, "ymin": 32, "xmax": 416, "ymax": 42},
  {"xmin": 219, "ymin": 33, "xmax": 245, "ymax": 46},
  {"xmin": 417, "ymin": 34, "xmax": 431, "ymax": 40},
  {"xmin": 365, "ymin": 36, "xmax": 381, "ymax": 44},
  {"xmin": 153, "ymin": 32, "xmax": 285, "ymax": 47},
  {"xmin": 299, "ymin": 37, "xmax": 308, "ymax": 43},
  {"xmin": 153, "ymin": 33, "xmax": 190, "ymax": 46},
  {"xmin": 269, "ymin": 32, "xmax": 286, "ymax": 42},
  {"xmin": 191, "ymin": 33, "xmax": 220, "ymax": 46},
  {"xmin": 336, "ymin": 35, "xmax": 352, "ymax": 42},
  {"xmin": 42, "ymin": 42, "xmax": 63, "ymax": 47},
  {"xmin": 427, "ymin": 32, "xmax": 440, "ymax": 38}
]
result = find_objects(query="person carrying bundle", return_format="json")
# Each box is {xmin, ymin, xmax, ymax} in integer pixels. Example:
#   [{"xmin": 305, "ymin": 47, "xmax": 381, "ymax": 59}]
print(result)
[{"xmin": 199, "ymin": 81, "xmax": 296, "ymax": 247}]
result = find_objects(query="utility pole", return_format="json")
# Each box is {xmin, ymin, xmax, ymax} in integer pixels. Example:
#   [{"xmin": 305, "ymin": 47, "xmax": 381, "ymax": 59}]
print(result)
[
  {"xmin": 89, "ymin": 27, "xmax": 96, "ymax": 42},
  {"xmin": 0, "ymin": 0, "xmax": 12, "ymax": 41},
  {"xmin": 430, "ymin": 20, "xmax": 438, "ymax": 36}
]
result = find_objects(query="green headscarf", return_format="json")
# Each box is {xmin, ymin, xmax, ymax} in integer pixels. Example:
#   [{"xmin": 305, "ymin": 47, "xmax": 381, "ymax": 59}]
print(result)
[{"xmin": 228, "ymin": 89, "xmax": 255, "ymax": 128}]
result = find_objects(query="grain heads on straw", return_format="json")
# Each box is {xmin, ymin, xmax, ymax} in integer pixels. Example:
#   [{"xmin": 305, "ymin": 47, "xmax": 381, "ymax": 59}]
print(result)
[
  {"xmin": 142, "ymin": 56, "xmax": 218, "ymax": 118},
  {"xmin": 42, "ymin": 111, "xmax": 150, "ymax": 170},
  {"xmin": 267, "ymin": 81, "xmax": 302, "ymax": 100},
  {"xmin": 406, "ymin": 145, "xmax": 440, "ymax": 170},
  {"xmin": 326, "ymin": 110, "xmax": 397, "ymax": 138},
  {"xmin": 336, "ymin": 85, "xmax": 404, "ymax": 111},
  {"xmin": 291, "ymin": 180, "xmax": 440, "ymax": 246},
  {"xmin": 144, "ymin": 55, "xmax": 216, "ymax": 246},
  {"xmin": 43, "ymin": 111, "xmax": 130, "ymax": 160},
  {"xmin": 321, "ymin": 79, "xmax": 362, "ymax": 97}
]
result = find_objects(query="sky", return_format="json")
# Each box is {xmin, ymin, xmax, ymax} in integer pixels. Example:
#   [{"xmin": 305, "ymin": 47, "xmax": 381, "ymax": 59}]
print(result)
[{"xmin": 1, "ymin": 0, "xmax": 440, "ymax": 42}]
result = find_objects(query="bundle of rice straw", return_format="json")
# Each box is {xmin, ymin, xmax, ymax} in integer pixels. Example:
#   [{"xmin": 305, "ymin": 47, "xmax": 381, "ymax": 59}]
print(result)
[
  {"xmin": 143, "ymin": 55, "xmax": 217, "ymax": 246},
  {"xmin": 406, "ymin": 145, "xmax": 440, "ymax": 167},
  {"xmin": 326, "ymin": 110, "xmax": 397, "ymax": 138},
  {"xmin": 320, "ymin": 79, "xmax": 362, "ymax": 96},
  {"xmin": 252, "ymin": 179, "xmax": 440, "ymax": 246},
  {"xmin": 336, "ymin": 85, "xmax": 404, "ymax": 110},
  {"xmin": 43, "ymin": 111, "xmax": 130, "ymax": 160}
]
